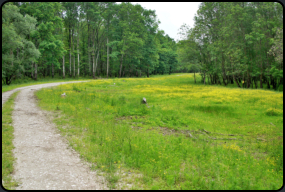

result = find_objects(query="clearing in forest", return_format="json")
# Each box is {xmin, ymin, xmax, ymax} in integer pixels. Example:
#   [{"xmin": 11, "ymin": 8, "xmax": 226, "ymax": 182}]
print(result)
[{"xmin": 35, "ymin": 73, "xmax": 283, "ymax": 190}]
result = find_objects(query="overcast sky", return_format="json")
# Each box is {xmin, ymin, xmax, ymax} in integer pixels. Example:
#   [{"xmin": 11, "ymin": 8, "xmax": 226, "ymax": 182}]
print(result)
[{"xmin": 129, "ymin": 2, "xmax": 201, "ymax": 41}]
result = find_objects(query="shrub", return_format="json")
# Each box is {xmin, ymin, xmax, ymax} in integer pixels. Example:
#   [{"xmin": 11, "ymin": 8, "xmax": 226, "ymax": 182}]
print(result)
[
  {"xmin": 265, "ymin": 108, "xmax": 283, "ymax": 116},
  {"xmin": 277, "ymin": 85, "xmax": 283, "ymax": 92},
  {"xmin": 72, "ymin": 84, "xmax": 81, "ymax": 92}
]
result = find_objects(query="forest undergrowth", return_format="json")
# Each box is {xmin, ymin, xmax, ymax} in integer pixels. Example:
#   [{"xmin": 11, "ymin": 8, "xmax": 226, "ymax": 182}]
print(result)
[{"xmin": 35, "ymin": 73, "xmax": 283, "ymax": 190}]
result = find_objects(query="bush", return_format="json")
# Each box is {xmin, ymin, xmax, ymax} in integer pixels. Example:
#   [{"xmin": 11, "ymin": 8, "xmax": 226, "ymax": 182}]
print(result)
[
  {"xmin": 277, "ymin": 84, "xmax": 283, "ymax": 92},
  {"xmin": 265, "ymin": 108, "xmax": 283, "ymax": 116},
  {"xmin": 72, "ymin": 84, "xmax": 81, "ymax": 92}
]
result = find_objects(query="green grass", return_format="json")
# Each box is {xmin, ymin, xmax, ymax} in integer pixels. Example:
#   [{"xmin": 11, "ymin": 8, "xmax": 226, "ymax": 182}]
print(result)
[
  {"xmin": 35, "ymin": 73, "xmax": 283, "ymax": 190},
  {"xmin": 2, "ymin": 75, "xmax": 92, "ymax": 93},
  {"xmin": 2, "ymin": 91, "xmax": 20, "ymax": 190},
  {"xmin": 2, "ymin": 73, "xmax": 282, "ymax": 94}
]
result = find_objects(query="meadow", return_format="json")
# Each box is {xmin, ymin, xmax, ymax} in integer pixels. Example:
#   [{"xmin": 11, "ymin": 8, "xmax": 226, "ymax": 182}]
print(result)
[{"xmin": 35, "ymin": 73, "xmax": 283, "ymax": 189}]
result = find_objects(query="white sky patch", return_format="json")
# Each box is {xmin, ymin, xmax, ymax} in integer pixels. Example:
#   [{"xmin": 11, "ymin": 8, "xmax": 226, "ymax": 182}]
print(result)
[{"xmin": 130, "ymin": 2, "xmax": 201, "ymax": 41}]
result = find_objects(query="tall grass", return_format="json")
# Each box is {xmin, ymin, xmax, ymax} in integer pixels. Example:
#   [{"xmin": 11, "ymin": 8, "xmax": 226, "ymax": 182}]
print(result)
[
  {"xmin": 2, "ymin": 91, "xmax": 20, "ymax": 189},
  {"xmin": 35, "ymin": 73, "xmax": 283, "ymax": 189}
]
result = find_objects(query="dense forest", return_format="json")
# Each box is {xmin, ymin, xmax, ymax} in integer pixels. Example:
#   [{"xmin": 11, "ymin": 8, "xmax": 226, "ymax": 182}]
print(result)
[
  {"xmin": 177, "ymin": 2, "xmax": 283, "ymax": 90},
  {"xmin": 2, "ymin": 2, "xmax": 178, "ymax": 85},
  {"xmin": 2, "ymin": 2, "xmax": 283, "ymax": 90}
]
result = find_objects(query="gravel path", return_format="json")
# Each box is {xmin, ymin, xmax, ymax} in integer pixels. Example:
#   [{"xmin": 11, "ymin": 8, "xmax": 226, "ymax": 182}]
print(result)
[
  {"xmin": 2, "ymin": 81, "xmax": 87, "ymax": 107},
  {"xmin": 3, "ymin": 81, "xmax": 108, "ymax": 190}
]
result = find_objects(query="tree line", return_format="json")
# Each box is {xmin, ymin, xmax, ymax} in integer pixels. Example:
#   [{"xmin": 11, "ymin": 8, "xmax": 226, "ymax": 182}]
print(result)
[
  {"xmin": 2, "ymin": 2, "xmax": 178, "ymax": 85},
  {"xmin": 176, "ymin": 2, "xmax": 283, "ymax": 90}
]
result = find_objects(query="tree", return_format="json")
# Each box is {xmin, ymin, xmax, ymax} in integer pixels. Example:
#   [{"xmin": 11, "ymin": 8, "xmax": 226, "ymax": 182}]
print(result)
[
  {"xmin": 2, "ymin": 3, "xmax": 40, "ymax": 84},
  {"xmin": 3, "ymin": 2, "xmax": 179, "ymax": 83},
  {"xmin": 178, "ymin": 2, "xmax": 283, "ymax": 89}
]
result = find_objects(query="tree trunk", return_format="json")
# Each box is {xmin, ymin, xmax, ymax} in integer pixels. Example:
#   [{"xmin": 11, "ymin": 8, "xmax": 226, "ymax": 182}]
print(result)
[
  {"xmin": 147, "ymin": 67, "xmax": 149, "ymax": 78},
  {"xmin": 88, "ymin": 25, "xmax": 91, "ymax": 76},
  {"xmin": 272, "ymin": 78, "xmax": 277, "ymax": 90},
  {"xmin": 267, "ymin": 76, "xmax": 271, "ymax": 89},
  {"xmin": 34, "ymin": 62, "xmax": 37, "ymax": 80},
  {"xmin": 119, "ymin": 54, "xmax": 124, "ymax": 78},
  {"xmin": 100, "ymin": 53, "xmax": 103, "ymax": 76},
  {"xmin": 77, "ymin": 53, "xmax": 80, "ymax": 77},
  {"xmin": 52, "ymin": 63, "xmax": 54, "ymax": 78},
  {"xmin": 194, "ymin": 71, "xmax": 196, "ymax": 83},
  {"xmin": 73, "ymin": 30, "xmax": 75, "ymax": 78},
  {"xmin": 42, "ymin": 67, "xmax": 45, "ymax": 78},
  {"xmin": 221, "ymin": 53, "xmax": 227, "ymax": 85},
  {"xmin": 242, "ymin": 74, "xmax": 245, "ymax": 88},
  {"xmin": 253, "ymin": 77, "xmax": 257, "ymax": 89},
  {"xmin": 222, "ymin": 75, "xmax": 227, "ymax": 86},
  {"xmin": 92, "ymin": 53, "xmax": 95, "ymax": 79},
  {"xmin": 31, "ymin": 63, "xmax": 34, "ymax": 79},
  {"xmin": 77, "ymin": 31, "xmax": 80, "ymax": 77},
  {"xmin": 63, "ymin": 56, "xmax": 65, "ymax": 79},
  {"xmin": 11, "ymin": 50, "xmax": 14, "ymax": 67},
  {"xmin": 92, "ymin": 29, "xmax": 95, "ymax": 79},
  {"xmin": 209, "ymin": 74, "xmax": 213, "ymax": 84},
  {"xmin": 233, "ymin": 74, "xmax": 241, "ymax": 88},
  {"xmin": 136, "ymin": 68, "xmax": 138, "ymax": 77},
  {"xmin": 5, "ymin": 76, "xmax": 13, "ymax": 85},
  {"xmin": 106, "ymin": 37, "xmax": 109, "ymax": 78},
  {"xmin": 69, "ymin": 28, "xmax": 72, "ymax": 77},
  {"xmin": 247, "ymin": 71, "xmax": 250, "ymax": 88},
  {"xmin": 95, "ymin": 50, "xmax": 100, "ymax": 78},
  {"xmin": 260, "ymin": 73, "xmax": 263, "ymax": 89}
]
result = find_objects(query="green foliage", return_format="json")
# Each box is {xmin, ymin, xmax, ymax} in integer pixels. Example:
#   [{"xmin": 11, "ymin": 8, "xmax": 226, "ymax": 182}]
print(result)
[
  {"xmin": 3, "ymin": 2, "xmax": 179, "ymax": 82},
  {"xmin": 178, "ymin": 2, "xmax": 283, "ymax": 88},
  {"xmin": 2, "ymin": 3, "xmax": 40, "ymax": 85},
  {"xmin": 277, "ymin": 85, "xmax": 283, "ymax": 92}
]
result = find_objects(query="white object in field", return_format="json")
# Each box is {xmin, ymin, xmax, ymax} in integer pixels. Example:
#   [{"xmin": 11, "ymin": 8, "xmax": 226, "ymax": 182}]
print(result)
[
  {"xmin": 142, "ymin": 97, "xmax": 147, "ymax": 104},
  {"xmin": 61, "ymin": 93, "xmax": 66, "ymax": 98}
]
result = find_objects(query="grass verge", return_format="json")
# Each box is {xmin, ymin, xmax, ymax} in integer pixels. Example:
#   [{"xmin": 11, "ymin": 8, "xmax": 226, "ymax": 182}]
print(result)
[{"xmin": 2, "ymin": 91, "xmax": 20, "ymax": 189}]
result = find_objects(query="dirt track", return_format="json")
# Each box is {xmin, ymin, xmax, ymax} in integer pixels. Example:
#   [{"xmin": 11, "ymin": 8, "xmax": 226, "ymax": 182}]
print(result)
[{"xmin": 2, "ymin": 81, "xmax": 108, "ymax": 190}]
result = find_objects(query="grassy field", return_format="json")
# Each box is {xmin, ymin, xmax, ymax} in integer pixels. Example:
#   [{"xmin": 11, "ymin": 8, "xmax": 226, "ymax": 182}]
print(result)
[
  {"xmin": 2, "ymin": 91, "xmax": 20, "ymax": 190},
  {"xmin": 34, "ymin": 73, "xmax": 283, "ymax": 189},
  {"xmin": 2, "ymin": 75, "xmax": 91, "ymax": 93}
]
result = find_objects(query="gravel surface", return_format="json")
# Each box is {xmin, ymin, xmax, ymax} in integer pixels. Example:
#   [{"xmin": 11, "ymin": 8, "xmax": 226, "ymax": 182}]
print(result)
[
  {"xmin": 2, "ymin": 81, "xmax": 87, "ymax": 107},
  {"xmin": 3, "ymin": 81, "xmax": 108, "ymax": 190}
]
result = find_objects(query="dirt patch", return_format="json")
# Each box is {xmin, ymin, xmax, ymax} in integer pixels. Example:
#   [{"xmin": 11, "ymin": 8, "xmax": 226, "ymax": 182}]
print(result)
[
  {"xmin": 116, "ymin": 115, "xmax": 142, "ymax": 121},
  {"xmin": 130, "ymin": 125, "xmax": 245, "ymax": 142}
]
